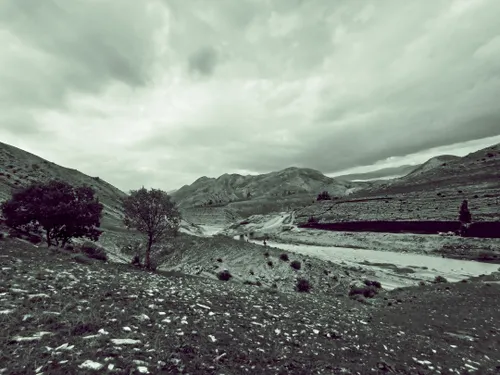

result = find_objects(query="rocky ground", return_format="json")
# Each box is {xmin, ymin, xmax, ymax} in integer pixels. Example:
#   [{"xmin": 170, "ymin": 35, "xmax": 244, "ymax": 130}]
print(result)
[
  {"xmin": 158, "ymin": 234, "xmax": 367, "ymax": 295},
  {"xmin": 1, "ymin": 237, "xmax": 500, "ymax": 374}
]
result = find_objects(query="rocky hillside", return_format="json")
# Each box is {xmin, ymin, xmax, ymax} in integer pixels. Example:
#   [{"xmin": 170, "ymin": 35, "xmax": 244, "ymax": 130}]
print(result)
[
  {"xmin": 359, "ymin": 143, "xmax": 500, "ymax": 196},
  {"xmin": 181, "ymin": 207, "xmax": 242, "ymax": 226},
  {"xmin": 292, "ymin": 143, "xmax": 500, "ymax": 224},
  {"xmin": 0, "ymin": 141, "xmax": 127, "ymax": 228},
  {"xmin": 405, "ymin": 155, "xmax": 460, "ymax": 178},
  {"xmin": 172, "ymin": 167, "xmax": 358, "ymax": 208}
]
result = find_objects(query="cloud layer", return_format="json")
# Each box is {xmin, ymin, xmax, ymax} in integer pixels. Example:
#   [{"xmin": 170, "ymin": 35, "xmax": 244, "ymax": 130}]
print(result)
[{"xmin": 1, "ymin": 0, "xmax": 500, "ymax": 191}]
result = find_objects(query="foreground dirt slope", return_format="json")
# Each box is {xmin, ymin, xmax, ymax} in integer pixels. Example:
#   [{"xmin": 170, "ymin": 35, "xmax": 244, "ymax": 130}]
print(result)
[
  {"xmin": 1, "ymin": 238, "xmax": 499, "ymax": 374},
  {"xmin": 158, "ymin": 234, "xmax": 368, "ymax": 295}
]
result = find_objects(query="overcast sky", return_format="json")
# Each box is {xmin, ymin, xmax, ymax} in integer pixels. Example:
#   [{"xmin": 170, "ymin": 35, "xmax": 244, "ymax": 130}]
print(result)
[{"xmin": 1, "ymin": 0, "xmax": 500, "ymax": 192}]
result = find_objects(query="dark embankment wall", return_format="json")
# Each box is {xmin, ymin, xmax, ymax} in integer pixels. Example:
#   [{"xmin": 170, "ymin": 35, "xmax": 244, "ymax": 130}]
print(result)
[{"xmin": 298, "ymin": 221, "xmax": 500, "ymax": 238}]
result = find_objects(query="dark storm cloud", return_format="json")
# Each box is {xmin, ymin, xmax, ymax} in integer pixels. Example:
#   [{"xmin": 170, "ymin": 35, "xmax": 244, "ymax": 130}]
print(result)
[
  {"xmin": 0, "ymin": 0, "xmax": 167, "ymax": 135},
  {"xmin": 188, "ymin": 47, "xmax": 219, "ymax": 77},
  {"xmin": 2, "ymin": 0, "xmax": 500, "ymax": 191}
]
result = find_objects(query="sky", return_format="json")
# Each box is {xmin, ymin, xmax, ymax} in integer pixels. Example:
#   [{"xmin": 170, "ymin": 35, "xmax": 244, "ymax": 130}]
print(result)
[{"xmin": 1, "ymin": 0, "xmax": 500, "ymax": 192}]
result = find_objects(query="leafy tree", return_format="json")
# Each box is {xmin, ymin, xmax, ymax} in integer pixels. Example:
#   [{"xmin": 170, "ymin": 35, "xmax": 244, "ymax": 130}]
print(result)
[
  {"xmin": 458, "ymin": 199, "xmax": 472, "ymax": 236},
  {"xmin": 1, "ymin": 180, "xmax": 103, "ymax": 247},
  {"xmin": 121, "ymin": 187, "xmax": 181, "ymax": 270},
  {"xmin": 316, "ymin": 191, "xmax": 331, "ymax": 201},
  {"xmin": 459, "ymin": 199, "xmax": 472, "ymax": 224}
]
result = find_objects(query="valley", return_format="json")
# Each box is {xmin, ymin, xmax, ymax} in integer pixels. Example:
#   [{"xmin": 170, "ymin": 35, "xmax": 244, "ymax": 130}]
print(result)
[{"xmin": 1, "ymin": 140, "xmax": 500, "ymax": 374}]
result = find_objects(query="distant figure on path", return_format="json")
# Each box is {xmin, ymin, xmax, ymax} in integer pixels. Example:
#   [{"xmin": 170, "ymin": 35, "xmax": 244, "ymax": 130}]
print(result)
[{"xmin": 263, "ymin": 239, "xmax": 267, "ymax": 246}]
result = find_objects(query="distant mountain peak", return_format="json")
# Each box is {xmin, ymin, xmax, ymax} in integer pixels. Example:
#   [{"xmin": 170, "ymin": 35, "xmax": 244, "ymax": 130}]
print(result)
[{"xmin": 171, "ymin": 166, "xmax": 355, "ymax": 208}]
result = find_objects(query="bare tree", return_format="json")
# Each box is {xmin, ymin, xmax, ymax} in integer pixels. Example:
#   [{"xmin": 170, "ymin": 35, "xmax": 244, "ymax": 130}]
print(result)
[{"xmin": 121, "ymin": 187, "xmax": 181, "ymax": 269}]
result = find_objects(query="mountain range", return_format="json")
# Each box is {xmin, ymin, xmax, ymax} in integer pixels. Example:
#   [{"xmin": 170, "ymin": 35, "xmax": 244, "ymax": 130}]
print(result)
[
  {"xmin": 1, "ymin": 140, "xmax": 499, "ymax": 220},
  {"xmin": 361, "ymin": 144, "xmax": 500, "ymax": 196},
  {"xmin": 334, "ymin": 164, "xmax": 419, "ymax": 182},
  {"xmin": 171, "ymin": 167, "xmax": 359, "ymax": 208}
]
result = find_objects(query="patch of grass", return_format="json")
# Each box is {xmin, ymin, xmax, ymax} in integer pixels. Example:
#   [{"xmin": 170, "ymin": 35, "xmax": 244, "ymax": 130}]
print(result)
[
  {"xmin": 73, "ymin": 253, "xmax": 95, "ymax": 264},
  {"xmin": 63, "ymin": 244, "xmax": 75, "ymax": 252},
  {"xmin": 290, "ymin": 260, "xmax": 301, "ymax": 270}
]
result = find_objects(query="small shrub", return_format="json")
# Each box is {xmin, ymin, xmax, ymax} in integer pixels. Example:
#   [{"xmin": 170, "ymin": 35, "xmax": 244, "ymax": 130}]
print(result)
[
  {"xmin": 316, "ymin": 191, "xmax": 331, "ymax": 201},
  {"xmin": 434, "ymin": 275, "xmax": 448, "ymax": 283},
  {"xmin": 307, "ymin": 216, "xmax": 318, "ymax": 224},
  {"xmin": 217, "ymin": 270, "xmax": 232, "ymax": 281},
  {"xmin": 264, "ymin": 252, "xmax": 270, "ymax": 257},
  {"xmin": 419, "ymin": 281, "xmax": 426, "ymax": 286},
  {"xmin": 267, "ymin": 260, "xmax": 273, "ymax": 267},
  {"xmin": 349, "ymin": 283, "xmax": 379, "ymax": 298},
  {"xmin": 216, "ymin": 258, "xmax": 223, "ymax": 263},
  {"xmin": 80, "ymin": 241, "xmax": 108, "ymax": 262},
  {"xmin": 363, "ymin": 279, "xmax": 382, "ymax": 289},
  {"xmin": 249, "ymin": 270, "xmax": 255, "ymax": 275},
  {"xmin": 279, "ymin": 253, "xmax": 289, "ymax": 262},
  {"xmin": 290, "ymin": 260, "xmax": 301, "ymax": 270},
  {"xmin": 0, "ymin": 232, "xmax": 5, "ymax": 240},
  {"xmin": 296, "ymin": 278, "xmax": 311, "ymax": 293}
]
